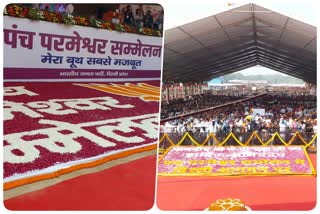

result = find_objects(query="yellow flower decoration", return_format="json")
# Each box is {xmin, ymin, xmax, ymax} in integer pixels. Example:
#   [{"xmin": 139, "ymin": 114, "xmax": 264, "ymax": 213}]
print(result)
[{"xmin": 209, "ymin": 198, "xmax": 248, "ymax": 211}]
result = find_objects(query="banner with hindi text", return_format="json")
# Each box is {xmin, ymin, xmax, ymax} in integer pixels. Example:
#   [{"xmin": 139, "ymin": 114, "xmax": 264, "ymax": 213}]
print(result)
[{"xmin": 4, "ymin": 16, "xmax": 162, "ymax": 80}]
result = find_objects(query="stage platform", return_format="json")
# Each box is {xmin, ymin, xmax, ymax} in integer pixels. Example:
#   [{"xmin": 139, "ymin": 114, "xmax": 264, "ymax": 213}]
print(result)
[{"xmin": 157, "ymin": 154, "xmax": 317, "ymax": 211}]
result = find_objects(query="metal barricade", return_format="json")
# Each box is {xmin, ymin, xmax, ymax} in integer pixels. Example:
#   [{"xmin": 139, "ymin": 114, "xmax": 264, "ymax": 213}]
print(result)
[{"xmin": 158, "ymin": 130, "xmax": 317, "ymax": 155}]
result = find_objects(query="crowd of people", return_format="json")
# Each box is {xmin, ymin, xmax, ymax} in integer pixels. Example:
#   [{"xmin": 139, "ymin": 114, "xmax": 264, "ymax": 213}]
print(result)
[
  {"xmin": 27, "ymin": 4, "xmax": 163, "ymax": 31},
  {"xmin": 31, "ymin": 3, "xmax": 74, "ymax": 14},
  {"xmin": 161, "ymin": 93, "xmax": 317, "ymax": 137},
  {"xmin": 119, "ymin": 5, "xmax": 163, "ymax": 30},
  {"xmin": 161, "ymin": 93, "xmax": 247, "ymax": 119}
]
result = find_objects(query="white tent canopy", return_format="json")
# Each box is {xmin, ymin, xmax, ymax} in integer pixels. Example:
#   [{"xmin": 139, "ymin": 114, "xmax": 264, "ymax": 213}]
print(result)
[{"xmin": 163, "ymin": 3, "xmax": 316, "ymax": 83}]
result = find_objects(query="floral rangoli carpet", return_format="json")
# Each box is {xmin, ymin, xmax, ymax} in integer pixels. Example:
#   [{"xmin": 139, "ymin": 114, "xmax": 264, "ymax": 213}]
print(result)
[{"xmin": 4, "ymin": 82, "xmax": 160, "ymax": 189}]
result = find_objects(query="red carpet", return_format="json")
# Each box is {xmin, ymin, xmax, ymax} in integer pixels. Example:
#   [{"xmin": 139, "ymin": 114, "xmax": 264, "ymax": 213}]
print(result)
[
  {"xmin": 157, "ymin": 154, "xmax": 317, "ymax": 211},
  {"xmin": 4, "ymin": 155, "xmax": 156, "ymax": 210}
]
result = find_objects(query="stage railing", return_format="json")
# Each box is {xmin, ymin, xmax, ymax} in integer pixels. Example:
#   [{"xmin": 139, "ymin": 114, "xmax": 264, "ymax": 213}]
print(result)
[
  {"xmin": 160, "ymin": 93, "xmax": 267, "ymax": 122},
  {"xmin": 158, "ymin": 131, "xmax": 317, "ymax": 155}
]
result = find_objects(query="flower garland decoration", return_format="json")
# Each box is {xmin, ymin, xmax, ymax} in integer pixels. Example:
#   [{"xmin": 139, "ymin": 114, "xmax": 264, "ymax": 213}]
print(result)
[
  {"xmin": 90, "ymin": 19, "xmax": 102, "ymax": 28},
  {"xmin": 62, "ymin": 13, "xmax": 76, "ymax": 25},
  {"xmin": 114, "ymin": 24, "xmax": 126, "ymax": 32},
  {"xmin": 154, "ymin": 30, "xmax": 162, "ymax": 37},
  {"xmin": 4, "ymin": 4, "xmax": 162, "ymax": 37},
  {"xmin": 5, "ymin": 4, "xmax": 27, "ymax": 17},
  {"xmin": 124, "ymin": 24, "xmax": 132, "ymax": 33},
  {"xmin": 74, "ymin": 16, "xmax": 89, "ymax": 26},
  {"xmin": 208, "ymin": 198, "xmax": 248, "ymax": 211},
  {"xmin": 27, "ymin": 8, "xmax": 42, "ymax": 20},
  {"xmin": 43, "ymin": 10, "xmax": 63, "ymax": 23},
  {"xmin": 308, "ymin": 145, "xmax": 317, "ymax": 153},
  {"xmin": 102, "ymin": 23, "xmax": 113, "ymax": 31},
  {"xmin": 159, "ymin": 131, "xmax": 317, "ymax": 148}
]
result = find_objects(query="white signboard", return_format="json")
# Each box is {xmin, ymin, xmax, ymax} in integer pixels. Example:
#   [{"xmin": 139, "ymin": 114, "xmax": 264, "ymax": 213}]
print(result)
[
  {"xmin": 4, "ymin": 16, "xmax": 162, "ymax": 80},
  {"xmin": 252, "ymin": 108, "xmax": 265, "ymax": 117}
]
